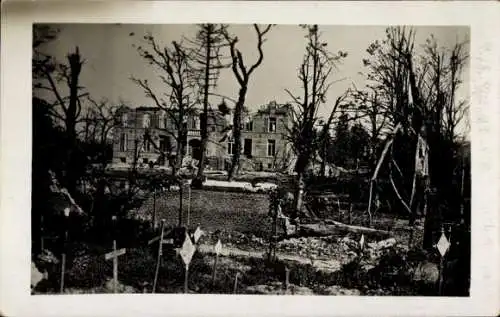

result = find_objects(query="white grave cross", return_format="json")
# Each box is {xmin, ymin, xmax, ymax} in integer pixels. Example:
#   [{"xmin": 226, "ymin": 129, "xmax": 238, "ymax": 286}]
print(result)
[{"xmin": 105, "ymin": 240, "xmax": 126, "ymax": 293}]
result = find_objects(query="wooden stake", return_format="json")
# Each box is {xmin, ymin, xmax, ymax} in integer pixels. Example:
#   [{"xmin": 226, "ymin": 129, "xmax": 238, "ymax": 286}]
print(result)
[
  {"xmin": 152, "ymin": 220, "xmax": 166, "ymax": 293},
  {"xmin": 178, "ymin": 184, "xmax": 183, "ymax": 227},
  {"xmin": 233, "ymin": 272, "xmax": 240, "ymax": 294},
  {"xmin": 337, "ymin": 199, "xmax": 341, "ymax": 221},
  {"xmin": 60, "ymin": 253, "xmax": 66, "ymax": 293},
  {"xmin": 438, "ymin": 252, "xmax": 445, "ymax": 295},
  {"xmin": 152, "ymin": 188, "xmax": 157, "ymax": 230},
  {"xmin": 187, "ymin": 185, "xmax": 191, "ymax": 227},
  {"xmin": 40, "ymin": 215, "xmax": 45, "ymax": 252},
  {"xmin": 367, "ymin": 180, "xmax": 374, "ymax": 227},
  {"xmin": 211, "ymin": 253, "xmax": 219, "ymax": 286},
  {"xmin": 348, "ymin": 203, "xmax": 352, "ymax": 225},
  {"xmin": 184, "ymin": 264, "xmax": 189, "ymax": 294},
  {"xmin": 284, "ymin": 267, "xmax": 290, "ymax": 293},
  {"xmin": 460, "ymin": 159, "xmax": 465, "ymax": 222},
  {"xmin": 112, "ymin": 240, "xmax": 118, "ymax": 293},
  {"xmin": 60, "ymin": 230, "xmax": 68, "ymax": 294}
]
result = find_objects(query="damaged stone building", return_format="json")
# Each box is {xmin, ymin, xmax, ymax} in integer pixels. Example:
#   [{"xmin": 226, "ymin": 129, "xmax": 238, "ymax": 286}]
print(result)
[{"xmin": 111, "ymin": 101, "xmax": 294, "ymax": 172}]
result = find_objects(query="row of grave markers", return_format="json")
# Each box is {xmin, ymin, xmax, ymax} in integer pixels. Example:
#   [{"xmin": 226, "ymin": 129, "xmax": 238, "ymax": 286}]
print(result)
[{"xmin": 55, "ymin": 211, "xmax": 451, "ymax": 295}]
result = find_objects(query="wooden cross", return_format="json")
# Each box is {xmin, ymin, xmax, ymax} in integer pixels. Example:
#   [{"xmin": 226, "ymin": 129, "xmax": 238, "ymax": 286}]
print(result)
[{"xmin": 105, "ymin": 240, "xmax": 126, "ymax": 293}]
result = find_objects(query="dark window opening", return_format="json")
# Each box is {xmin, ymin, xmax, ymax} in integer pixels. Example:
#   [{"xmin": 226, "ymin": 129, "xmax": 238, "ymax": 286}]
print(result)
[
  {"xmin": 245, "ymin": 121, "xmax": 253, "ymax": 131},
  {"xmin": 269, "ymin": 117, "xmax": 277, "ymax": 132},
  {"xmin": 244, "ymin": 138, "xmax": 252, "ymax": 157}
]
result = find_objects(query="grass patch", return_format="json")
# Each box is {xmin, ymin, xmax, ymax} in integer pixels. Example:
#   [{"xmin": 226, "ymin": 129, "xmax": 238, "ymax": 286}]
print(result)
[{"xmin": 140, "ymin": 189, "xmax": 271, "ymax": 237}]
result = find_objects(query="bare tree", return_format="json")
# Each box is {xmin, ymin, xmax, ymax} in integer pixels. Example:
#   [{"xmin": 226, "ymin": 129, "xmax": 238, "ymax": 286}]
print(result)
[
  {"xmin": 185, "ymin": 24, "xmax": 229, "ymax": 187},
  {"xmin": 363, "ymin": 26, "xmax": 469, "ymax": 244},
  {"xmin": 350, "ymin": 88, "xmax": 390, "ymax": 172},
  {"xmin": 317, "ymin": 93, "xmax": 349, "ymax": 176},
  {"xmin": 223, "ymin": 24, "xmax": 273, "ymax": 181},
  {"xmin": 285, "ymin": 25, "xmax": 348, "ymax": 219},
  {"xmin": 83, "ymin": 97, "xmax": 123, "ymax": 167},
  {"xmin": 34, "ymin": 45, "xmax": 88, "ymax": 194},
  {"xmin": 131, "ymin": 33, "xmax": 199, "ymax": 175}
]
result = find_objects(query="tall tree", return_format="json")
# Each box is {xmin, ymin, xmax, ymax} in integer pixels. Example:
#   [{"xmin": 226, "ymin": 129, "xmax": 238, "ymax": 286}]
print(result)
[
  {"xmin": 223, "ymin": 24, "xmax": 273, "ymax": 181},
  {"xmin": 285, "ymin": 25, "xmax": 348, "ymax": 218},
  {"xmin": 350, "ymin": 88, "xmax": 390, "ymax": 172},
  {"xmin": 363, "ymin": 27, "xmax": 469, "ymax": 247},
  {"xmin": 185, "ymin": 24, "xmax": 229, "ymax": 187},
  {"xmin": 34, "ymin": 45, "xmax": 87, "ymax": 194},
  {"xmin": 131, "ymin": 34, "xmax": 199, "ymax": 175},
  {"xmin": 83, "ymin": 97, "xmax": 122, "ymax": 167},
  {"xmin": 317, "ymin": 93, "xmax": 348, "ymax": 176}
]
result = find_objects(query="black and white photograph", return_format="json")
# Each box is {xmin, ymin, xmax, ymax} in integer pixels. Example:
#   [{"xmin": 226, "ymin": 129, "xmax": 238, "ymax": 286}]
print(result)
[
  {"xmin": 30, "ymin": 22, "xmax": 471, "ymax": 296},
  {"xmin": 1, "ymin": 1, "xmax": 499, "ymax": 317}
]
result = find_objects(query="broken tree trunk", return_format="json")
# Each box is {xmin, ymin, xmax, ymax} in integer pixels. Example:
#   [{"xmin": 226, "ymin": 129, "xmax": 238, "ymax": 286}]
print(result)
[
  {"xmin": 299, "ymin": 220, "xmax": 391, "ymax": 239},
  {"xmin": 367, "ymin": 123, "xmax": 402, "ymax": 226}
]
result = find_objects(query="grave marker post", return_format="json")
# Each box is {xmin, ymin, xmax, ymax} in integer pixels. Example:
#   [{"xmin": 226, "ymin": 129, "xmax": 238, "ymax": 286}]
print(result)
[
  {"xmin": 60, "ymin": 208, "xmax": 70, "ymax": 293},
  {"xmin": 105, "ymin": 240, "xmax": 127, "ymax": 293},
  {"xmin": 212, "ymin": 240, "xmax": 222, "ymax": 286},
  {"xmin": 179, "ymin": 232, "xmax": 196, "ymax": 294},
  {"xmin": 184, "ymin": 264, "xmax": 189, "ymax": 294},
  {"xmin": 436, "ymin": 225, "xmax": 451, "ymax": 295},
  {"xmin": 152, "ymin": 188, "xmax": 157, "ymax": 229},
  {"xmin": 187, "ymin": 185, "xmax": 191, "ymax": 227},
  {"xmin": 152, "ymin": 219, "xmax": 166, "ymax": 293},
  {"xmin": 284, "ymin": 267, "xmax": 290, "ymax": 293},
  {"xmin": 233, "ymin": 272, "xmax": 240, "ymax": 294},
  {"xmin": 40, "ymin": 215, "xmax": 45, "ymax": 252}
]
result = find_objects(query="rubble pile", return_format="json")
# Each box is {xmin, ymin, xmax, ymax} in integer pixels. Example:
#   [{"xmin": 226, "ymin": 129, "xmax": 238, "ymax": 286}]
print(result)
[
  {"xmin": 321, "ymin": 285, "xmax": 361, "ymax": 296},
  {"xmin": 245, "ymin": 282, "xmax": 314, "ymax": 295},
  {"xmin": 276, "ymin": 237, "xmax": 341, "ymax": 260}
]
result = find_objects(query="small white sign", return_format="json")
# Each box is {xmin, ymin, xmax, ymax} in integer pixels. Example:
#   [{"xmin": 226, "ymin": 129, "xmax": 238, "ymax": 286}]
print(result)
[
  {"xmin": 179, "ymin": 233, "xmax": 196, "ymax": 266},
  {"xmin": 436, "ymin": 232, "xmax": 451, "ymax": 257},
  {"xmin": 214, "ymin": 239, "xmax": 222, "ymax": 255},
  {"xmin": 359, "ymin": 234, "xmax": 365, "ymax": 250},
  {"xmin": 193, "ymin": 226, "xmax": 203, "ymax": 243}
]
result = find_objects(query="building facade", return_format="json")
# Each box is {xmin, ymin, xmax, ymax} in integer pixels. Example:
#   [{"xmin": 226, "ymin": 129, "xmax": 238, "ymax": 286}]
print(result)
[{"xmin": 111, "ymin": 101, "xmax": 294, "ymax": 172}]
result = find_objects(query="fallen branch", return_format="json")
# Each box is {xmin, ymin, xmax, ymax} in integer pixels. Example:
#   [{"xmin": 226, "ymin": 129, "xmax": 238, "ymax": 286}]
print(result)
[{"xmin": 299, "ymin": 220, "xmax": 391, "ymax": 239}]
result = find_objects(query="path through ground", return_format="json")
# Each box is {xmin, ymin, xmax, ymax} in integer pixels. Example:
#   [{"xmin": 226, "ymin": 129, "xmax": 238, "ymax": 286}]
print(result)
[{"xmin": 197, "ymin": 243, "xmax": 342, "ymax": 273}]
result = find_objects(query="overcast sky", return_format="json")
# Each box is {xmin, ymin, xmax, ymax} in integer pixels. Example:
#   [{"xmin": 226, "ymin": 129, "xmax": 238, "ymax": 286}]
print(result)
[{"xmin": 36, "ymin": 24, "xmax": 470, "ymax": 134}]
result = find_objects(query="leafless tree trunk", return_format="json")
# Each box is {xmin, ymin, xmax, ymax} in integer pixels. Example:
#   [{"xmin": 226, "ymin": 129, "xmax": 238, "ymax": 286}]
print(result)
[
  {"xmin": 131, "ymin": 34, "xmax": 198, "ymax": 176},
  {"xmin": 186, "ymin": 24, "xmax": 228, "ymax": 187},
  {"xmin": 223, "ymin": 24, "xmax": 273, "ymax": 181},
  {"xmin": 285, "ymin": 25, "xmax": 348, "ymax": 219},
  {"xmin": 34, "ymin": 46, "xmax": 87, "ymax": 194}
]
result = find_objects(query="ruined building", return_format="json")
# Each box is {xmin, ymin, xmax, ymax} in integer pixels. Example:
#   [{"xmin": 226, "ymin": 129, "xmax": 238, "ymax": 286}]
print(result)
[{"xmin": 111, "ymin": 101, "xmax": 294, "ymax": 172}]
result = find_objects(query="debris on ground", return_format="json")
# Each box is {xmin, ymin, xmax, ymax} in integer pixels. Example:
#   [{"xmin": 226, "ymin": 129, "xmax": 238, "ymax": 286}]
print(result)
[
  {"xmin": 320, "ymin": 285, "xmax": 361, "ymax": 296},
  {"xmin": 104, "ymin": 279, "xmax": 138, "ymax": 293},
  {"xmin": 411, "ymin": 261, "xmax": 439, "ymax": 284},
  {"xmin": 245, "ymin": 282, "xmax": 314, "ymax": 295},
  {"xmin": 31, "ymin": 262, "xmax": 46, "ymax": 290}
]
